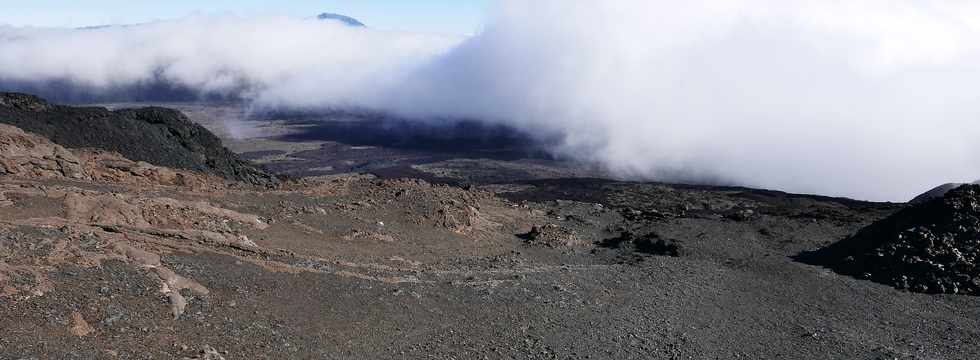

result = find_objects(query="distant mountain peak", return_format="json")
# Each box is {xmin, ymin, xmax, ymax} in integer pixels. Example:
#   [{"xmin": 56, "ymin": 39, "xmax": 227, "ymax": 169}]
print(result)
[{"xmin": 316, "ymin": 13, "xmax": 365, "ymax": 27}]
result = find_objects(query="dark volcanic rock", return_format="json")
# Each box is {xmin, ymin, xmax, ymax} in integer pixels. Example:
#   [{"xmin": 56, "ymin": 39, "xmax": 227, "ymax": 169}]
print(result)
[
  {"xmin": 911, "ymin": 181, "xmax": 980, "ymax": 204},
  {"xmin": 598, "ymin": 231, "xmax": 681, "ymax": 257},
  {"xmin": 0, "ymin": 93, "xmax": 53, "ymax": 112},
  {"xmin": 800, "ymin": 184, "xmax": 980, "ymax": 295},
  {"xmin": 0, "ymin": 92, "xmax": 277, "ymax": 186}
]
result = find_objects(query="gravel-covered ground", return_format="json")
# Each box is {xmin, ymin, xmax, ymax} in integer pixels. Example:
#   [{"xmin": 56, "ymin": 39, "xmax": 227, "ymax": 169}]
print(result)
[{"xmin": 1, "ymin": 100, "xmax": 977, "ymax": 359}]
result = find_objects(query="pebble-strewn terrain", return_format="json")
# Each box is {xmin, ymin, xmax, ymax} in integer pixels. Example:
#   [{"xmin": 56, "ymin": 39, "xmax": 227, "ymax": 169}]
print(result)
[{"xmin": 1, "ymin": 96, "xmax": 978, "ymax": 359}]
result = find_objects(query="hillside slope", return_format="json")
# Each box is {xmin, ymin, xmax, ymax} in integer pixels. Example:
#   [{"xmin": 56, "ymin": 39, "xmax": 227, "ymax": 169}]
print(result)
[
  {"xmin": 0, "ymin": 93, "xmax": 276, "ymax": 186},
  {"xmin": 0, "ymin": 106, "xmax": 977, "ymax": 359}
]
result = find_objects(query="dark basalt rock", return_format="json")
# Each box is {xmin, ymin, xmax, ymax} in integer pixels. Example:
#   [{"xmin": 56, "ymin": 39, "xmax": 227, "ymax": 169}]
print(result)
[
  {"xmin": 0, "ymin": 92, "xmax": 277, "ymax": 186},
  {"xmin": 910, "ymin": 181, "xmax": 980, "ymax": 204},
  {"xmin": 598, "ymin": 231, "xmax": 681, "ymax": 257},
  {"xmin": 0, "ymin": 92, "xmax": 52, "ymax": 112},
  {"xmin": 799, "ymin": 184, "xmax": 980, "ymax": 295}
]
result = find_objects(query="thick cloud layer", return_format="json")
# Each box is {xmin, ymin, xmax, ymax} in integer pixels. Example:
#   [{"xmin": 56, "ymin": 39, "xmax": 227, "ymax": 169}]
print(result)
[
  {"xmin": 0, "ymin": 15, "xmax": 461, "ymax": 103},
  {"xmin": 2, "ymin": 1, "xmax": 979, "ymax": 201}
]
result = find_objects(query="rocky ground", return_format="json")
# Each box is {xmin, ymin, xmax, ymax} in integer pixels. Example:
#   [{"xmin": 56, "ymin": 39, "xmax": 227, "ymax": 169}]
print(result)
[
  {"xmin": 94, "ymin": 102, "xmax": 604, "ymax": 183},
  {"xmin": 802, "ymin": 184, "xmax": 980, "ymax": 295},
  {"xmin": 0, "ymin": 94, "xmax": 277, "ymax": 186},
  {"xmin": 0, "ymin": 99, "xmax": 978, "ymax": 359}
]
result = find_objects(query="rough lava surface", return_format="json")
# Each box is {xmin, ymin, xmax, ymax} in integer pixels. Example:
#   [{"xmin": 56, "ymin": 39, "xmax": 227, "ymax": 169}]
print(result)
[
  {"xmin": 803, "ymin": 184, "xmax": 980, "ymax": 295},
  {"xmin": 911, "ymin": 181, "xmax": 980, "ymax": 204},
  {"xmin": 0, "ymin": 93, "xmax": 277, "ymax": 186}
]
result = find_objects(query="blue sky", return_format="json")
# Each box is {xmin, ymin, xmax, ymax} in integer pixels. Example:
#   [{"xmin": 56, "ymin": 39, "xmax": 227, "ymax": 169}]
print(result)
[{"xmin": 0, "ymin": 0, "xmax": 492, "ymax": 34}]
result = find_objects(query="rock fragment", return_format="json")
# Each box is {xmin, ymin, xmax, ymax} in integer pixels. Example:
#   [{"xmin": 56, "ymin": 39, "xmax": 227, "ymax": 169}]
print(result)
[
  {"xmin": 597, "ymin": 231, "xmax": 681, "ymax": 257},
  {"xmin": 69, "ymin": 311, "xmax": 95, "ymax": 337}
]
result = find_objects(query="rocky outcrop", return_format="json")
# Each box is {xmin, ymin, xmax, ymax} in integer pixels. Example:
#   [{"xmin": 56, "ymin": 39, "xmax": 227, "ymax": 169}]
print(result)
[
  {"xmin": 0, "ymin": 92, "xmax": 277, "ymax": 186},
  {"xmin": 76, "ymin": 150, "xmax": 221, "ymax": 189},
  {"xmin": 0, "ymin": 123, "xmax": 224, "ymax": 189},
  {"xmin": 0, "ymin": 124, "xmax": 87, "ymax": 179},
  {"xmin": 911, "ymin": 181, "xmax": 980, "ymax": 204},
  {"xmin": 0, "ymin": 93, "xmax": 52, "ymax": 112},
  {"xmin": 597, "ymin": 231, "xmax": 681, "ymax": 257},
  {"xmin": 801, "ymin": 184, "xmax": 980, "ymax": 295}
]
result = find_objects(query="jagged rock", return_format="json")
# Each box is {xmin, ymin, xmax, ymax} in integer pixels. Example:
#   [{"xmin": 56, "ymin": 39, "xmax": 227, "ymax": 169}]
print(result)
[
  {"xmin": 911, "ymin": 181, "xmax": 980, "ymax": 204},
  {"xmin": 182, "ymin": 346, "xmax": 226, "ymax": 360},
  {"xmin": 801, "ymin": 184, "xmax": 980, "ymax": 295},
  {"xmin": 68, "ymin": 311, "xmax": 95, "ymax": 337},
  {"xmin": 597, "ymin": 231, "xmax": 681, "ymax": 257},
  {"xmin": 0, "ymin": 92, "xmax": 277, "ymax": 186},
  {"xmin": 0, "ymin": 92, "xmax": 52, "ymax": 112},
  {"xmin": 520, "ymin": 223, "xmax": 587, "ymax": 248},
  {"xmin": 0, "ymin": 123, "xmax": 225, "ymax": 188},
  {"xmin": 0, "ymin": 124, "xmax": 88, "ymax": 179}
]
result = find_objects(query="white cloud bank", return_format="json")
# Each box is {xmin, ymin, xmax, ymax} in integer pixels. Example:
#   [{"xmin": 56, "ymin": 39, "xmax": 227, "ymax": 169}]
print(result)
[
  {"xmin": 0, "ymin": 15, "xmax": 462, "ymax": 101},
  {"xmin": 2, "ymin": 0, "xmax": 979, "ymax": 201}
]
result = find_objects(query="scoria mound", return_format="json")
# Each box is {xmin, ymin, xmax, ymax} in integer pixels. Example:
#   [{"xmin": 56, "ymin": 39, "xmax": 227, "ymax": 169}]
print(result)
[
  {"xmin": 0, "ymin": 92, "xmax": 277, "ymax": 186},
  {"xmin": 801, "ymin": 184, "xmax": 980, "ymax": 295}
]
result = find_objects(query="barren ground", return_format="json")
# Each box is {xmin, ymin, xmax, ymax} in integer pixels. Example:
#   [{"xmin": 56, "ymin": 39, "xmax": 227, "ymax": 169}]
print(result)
[{"xmin": 0, "ymin": 102, "xmax": 976, "ymax": 359}]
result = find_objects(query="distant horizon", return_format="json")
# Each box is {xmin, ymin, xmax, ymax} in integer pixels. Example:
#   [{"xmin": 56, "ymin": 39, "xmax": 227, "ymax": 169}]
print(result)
[
  {"xmin": 0, "ymin": 0, "xmax": 491, "ymax": 35},
  {"xmin": 1, "ymin": 0, "xmax": 978, "ymax": 201}
]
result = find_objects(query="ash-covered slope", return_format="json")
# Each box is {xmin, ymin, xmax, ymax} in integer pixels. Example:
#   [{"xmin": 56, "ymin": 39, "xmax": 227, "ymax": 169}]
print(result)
[
  {"xmin": 801, "ymin": 184, "xmax": 980, "ymax": 295},
  {"xmin": 911, "ymin": 180, "xmax": 980, "ymax": 204},
  {"xmin": 0, "ymin": 92, "xmax": 277, "ymax": 186}
]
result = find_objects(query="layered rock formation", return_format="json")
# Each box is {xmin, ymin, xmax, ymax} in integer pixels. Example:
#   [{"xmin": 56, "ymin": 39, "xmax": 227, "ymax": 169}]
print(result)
[{"xmin": 0, "ymin": 92, "xmax": 277, "ymax": 186}]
